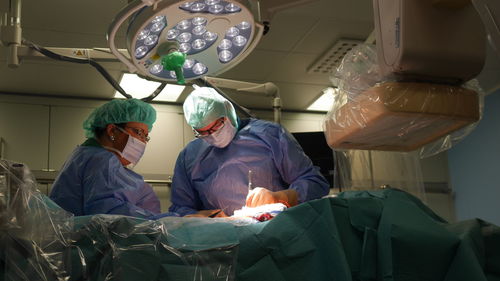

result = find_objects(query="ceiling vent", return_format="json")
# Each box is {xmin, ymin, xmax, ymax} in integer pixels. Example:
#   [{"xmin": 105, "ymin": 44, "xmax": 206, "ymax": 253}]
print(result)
[{"xmin": 307, "ymin": 39, "xmax": 363, "ymax": 75}]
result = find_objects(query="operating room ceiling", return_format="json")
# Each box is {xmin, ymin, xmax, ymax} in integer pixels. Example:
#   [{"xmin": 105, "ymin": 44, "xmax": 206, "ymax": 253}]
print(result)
[{"xmin": 0, "ymin": 0, "xmax": 499, "ymax": 112}]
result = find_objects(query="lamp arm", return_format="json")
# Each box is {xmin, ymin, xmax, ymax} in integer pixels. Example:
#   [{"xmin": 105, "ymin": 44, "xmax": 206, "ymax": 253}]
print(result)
[
  {"xmin": 0, "ymin": 0, "xmax": 22, "ymax": 67},
  {"xmin": 238, "ymin": 82, "xmax": 279, "ymax": 98},
  {"xmin": 232, "ymin": 82, "xmax": 281, "ymax": 124},
  {"xmin": 201, "ymin": 77, "xmax": 281, "ymax": 123},
  {"xmin": 198, "ymin": 78, "xmax": 256, "ymax": 119}
]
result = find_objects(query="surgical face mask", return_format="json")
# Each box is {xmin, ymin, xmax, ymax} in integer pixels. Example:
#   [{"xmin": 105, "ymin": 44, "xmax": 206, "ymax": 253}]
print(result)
[
  {"xmin": 105, "ymin": 127, "xmax": 147, "ymax": 167},
  {"xmin": 121, "ymin": 133, "xmax": 146, "ymax": 167},
  {"xmin": 203, "ymin": 120, "xmax": 236, "ymax": 148}
]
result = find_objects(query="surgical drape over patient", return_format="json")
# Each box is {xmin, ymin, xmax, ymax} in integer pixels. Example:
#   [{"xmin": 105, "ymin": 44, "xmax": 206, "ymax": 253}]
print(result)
[
  {"xmin": 83, "ymin": 98, "xmax": 156, "ymax": 138},
  {"xmin": 3, "ymin": 160, "xmax": 500, "ymax": 281},
  {"xmin": 183, "ymin": 87, "xmax": 238, "ymax": 129}
]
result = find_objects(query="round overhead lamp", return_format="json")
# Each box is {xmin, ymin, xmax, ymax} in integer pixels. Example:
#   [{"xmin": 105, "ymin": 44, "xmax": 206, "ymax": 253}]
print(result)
[{"xmin": 108, "ymin": 0, "xmax": 263, "ymax": 84}]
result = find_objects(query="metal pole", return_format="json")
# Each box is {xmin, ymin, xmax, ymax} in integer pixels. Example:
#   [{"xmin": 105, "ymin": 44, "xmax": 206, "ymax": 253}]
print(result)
[
  {"xmin": 0, "ymin": 0, "xmax": 22, "ymax": 67},
  {"xmin": 273, "ymin": 96, "xmax": 281, "ymax": 124},
  {"xmin": 368, "ymin": 150, "xmax": 375, "ymax": 189},
  {"xmin": 0, "ymin": 137, "xmax": 5, "ymax": 159}
]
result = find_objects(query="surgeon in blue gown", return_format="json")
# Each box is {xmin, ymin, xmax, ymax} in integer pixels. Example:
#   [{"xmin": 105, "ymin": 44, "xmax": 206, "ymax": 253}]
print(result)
[
  {"xmin": 169, "ymin": 87, "xmax": 330, "ymax": 217},
  {"xmin": 49, "ymin": 99, "xmax": 164, "ymax": 218}
]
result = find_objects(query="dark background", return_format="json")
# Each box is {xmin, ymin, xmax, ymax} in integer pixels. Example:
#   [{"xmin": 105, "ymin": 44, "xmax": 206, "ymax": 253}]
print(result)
[{"xmin": 292, "ymin": 131, "xmax": 335, "ymax": 188}]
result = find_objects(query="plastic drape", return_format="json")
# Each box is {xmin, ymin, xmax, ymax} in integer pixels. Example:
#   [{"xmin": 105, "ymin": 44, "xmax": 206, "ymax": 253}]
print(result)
[
  {"xmin": 323, "ymin": 44, "xmax": 485, "ymax": 199},
  {"xmin": 0, "ymin": 159, "xmax": 239, "ymax": 281},
  {"xmin": 324, "ymin": 44, "xmax": 485, "ymax": 158},
  {"xmin": 0, "ymin": 159, "xmax": 73, "ymax": 280},
  {"xmin": 472, "ymin": 0, "xmax": 500, "ymax": 60},
  {"xmin": 333, "ymin": 150, "xmax": 426, "ymax": 200},
  {"xmin": 2, "ymin": 160, "xmax": 500, "ymax": 281}
]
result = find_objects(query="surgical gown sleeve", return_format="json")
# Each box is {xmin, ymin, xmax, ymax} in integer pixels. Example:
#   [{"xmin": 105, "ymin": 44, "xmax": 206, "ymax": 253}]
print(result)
[
  {"xmin": 273, "ymin": 125, "xmax": 330, "ymax": 202},
  {"xmin": 168, "ymin": 149, "xmax": 203, "ymax": 216},
  {"xmin": 82, "ymin": 152, "xmax": 161, "ymax": 218}
]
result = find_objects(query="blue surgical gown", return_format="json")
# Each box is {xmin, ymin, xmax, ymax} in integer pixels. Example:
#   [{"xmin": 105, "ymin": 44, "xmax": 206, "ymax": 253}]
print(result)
[
  {"xmin": 169, "ymin": 118, "xmax": 330, "ymax": 216},
  {"xmin": 49, "ymin": 139, "xmax": 161, "ymax": 218}
]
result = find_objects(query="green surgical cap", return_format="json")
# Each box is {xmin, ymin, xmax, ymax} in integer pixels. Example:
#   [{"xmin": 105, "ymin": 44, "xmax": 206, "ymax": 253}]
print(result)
[
  {"xmin": 83, "ymin": 99, "xmax": 157, "ymax": 138},
  {"xmin": 183, "ymin": 87, "xmax": 238, "ymax": 129}
]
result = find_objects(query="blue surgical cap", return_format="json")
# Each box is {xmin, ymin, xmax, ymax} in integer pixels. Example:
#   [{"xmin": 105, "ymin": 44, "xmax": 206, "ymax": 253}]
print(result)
[
  {"xmin": 183, "ymin": 87, "xmax": 238, "ymax": 129},
  {"xmin": 83, "ymin": 99, "xmax": 157, "ymax": 138}
]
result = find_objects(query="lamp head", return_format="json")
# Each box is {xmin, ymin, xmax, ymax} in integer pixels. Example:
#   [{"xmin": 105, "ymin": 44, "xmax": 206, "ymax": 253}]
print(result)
[{"xmin": 117, "ymin": 0, "xmax": 259, "ymax": 83}]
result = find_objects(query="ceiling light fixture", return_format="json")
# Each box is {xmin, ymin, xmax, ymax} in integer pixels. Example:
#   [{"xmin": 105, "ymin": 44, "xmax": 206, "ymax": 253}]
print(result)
[
  {"xmin": 114, "ymin": 73, "xmax": 185, "ymax": 101},
  {"xmin": 307, "ymin": 87, "xmax": 336, "ymax": 112},
  {"xmin": 108, "ymin": 0, "xmax": 264, "ymax": 84}
]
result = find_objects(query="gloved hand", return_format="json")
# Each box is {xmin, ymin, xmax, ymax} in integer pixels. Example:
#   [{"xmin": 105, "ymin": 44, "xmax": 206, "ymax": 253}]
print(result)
[
  {"xmin": 245, "ymin": 187, "xmax": 298, "ymax": 208},
  {"xmin": 185, "ymin": 209, "xmax": 227, "ymax": 218}
]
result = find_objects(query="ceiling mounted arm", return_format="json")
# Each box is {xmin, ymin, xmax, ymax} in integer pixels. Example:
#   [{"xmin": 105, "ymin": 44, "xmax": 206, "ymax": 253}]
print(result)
[
  {"xmin": 202, "ymin": 76, "xmax": 281, "ymax": 123},
  {"xmin": 0, "ymin": 0, "xmax": 22, "ymax": 67}
]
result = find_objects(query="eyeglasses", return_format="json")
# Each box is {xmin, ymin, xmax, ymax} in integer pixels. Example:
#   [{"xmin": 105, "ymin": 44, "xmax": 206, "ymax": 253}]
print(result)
[
  {"xmin": 124, "ymin": 126, "xmax": 151, "ymax": 142},
  {"xmin": 193, "ymin": 118, "xmax": 225, "ymax": 138}
]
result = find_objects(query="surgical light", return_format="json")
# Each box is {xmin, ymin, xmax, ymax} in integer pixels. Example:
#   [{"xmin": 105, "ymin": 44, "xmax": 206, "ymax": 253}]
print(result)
[{"xmin": 108, "ymin": 0, "xmax": 264, "ymax": 84}]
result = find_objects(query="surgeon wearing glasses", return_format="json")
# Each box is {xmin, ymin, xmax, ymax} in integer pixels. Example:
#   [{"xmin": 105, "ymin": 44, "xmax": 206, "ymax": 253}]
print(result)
[
  {"xmin": 169, "ymin": 87, "xmax": 330, "ymax": 217},
  {"xmin": 49, "ymin": 99, "xmax": 167, "ymax": 218}
]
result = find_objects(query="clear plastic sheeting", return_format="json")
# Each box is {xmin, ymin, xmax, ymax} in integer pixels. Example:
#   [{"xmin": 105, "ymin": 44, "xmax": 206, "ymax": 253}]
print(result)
[
  {"xmin": 1, "ymin": 160, "xmax": 500, "ymax": 281},
  {"xmin": 323, "ymin": 43, "xmax": 485, "ymax": 199},
  {"xmin": 333, "ymin": 150, "xmax": 426, "ymax": 200},
  {"xmin": 68, "ymin": 216, "xmax": 239, "ymax": 281},
  {"xmin": 472, "ymin": 0, "xmax": 500, "ymax": 60},
  {"xmin": 324, "ymin": 44, "xmax": 485, "ymax": 158},
  {"xmin": 0, "ymin": 159, "xmax": 239, "ymax": 281},
  {"xmin": 0, "ymin": 159, "xmax": 73, "ymax": 281},
  {"xmin": 329, "ymin": 44, "xmax": 381, "ymax": 99}
]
